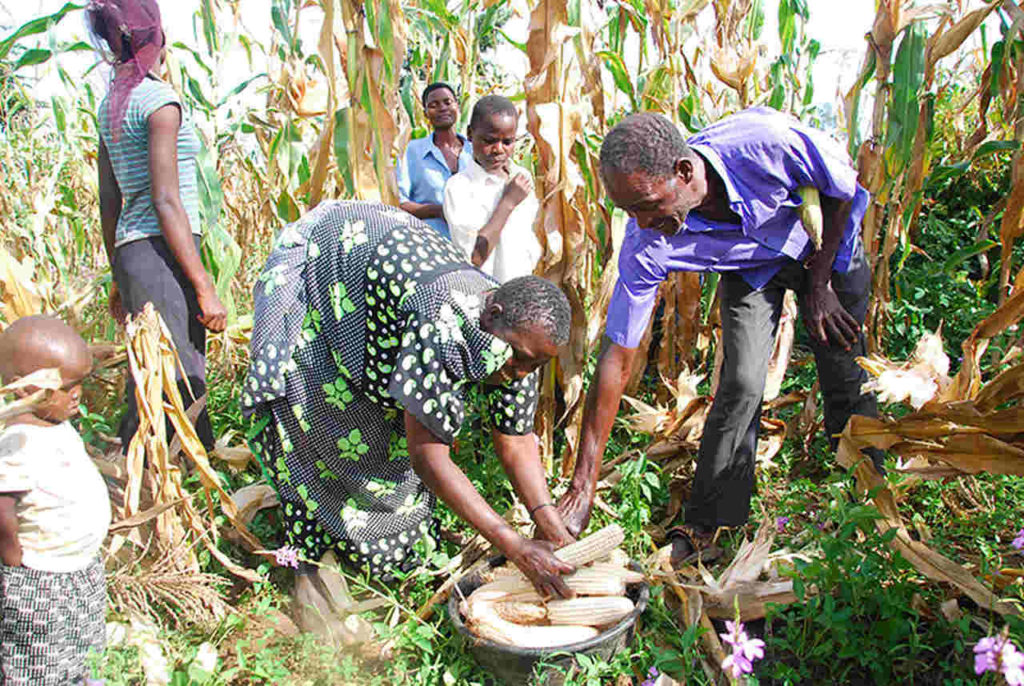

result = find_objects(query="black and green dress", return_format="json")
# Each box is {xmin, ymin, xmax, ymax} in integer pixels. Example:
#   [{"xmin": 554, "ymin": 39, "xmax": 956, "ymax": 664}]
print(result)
[{"xmin": 243, "ymin": 201, "xmax": 539, "ymax": 575}]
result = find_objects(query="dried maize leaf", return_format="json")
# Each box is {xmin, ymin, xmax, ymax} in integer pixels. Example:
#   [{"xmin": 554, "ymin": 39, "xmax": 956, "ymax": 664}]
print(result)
[
  {"xmin": 230, "ymin": 484, "xmax": 280, "ymax": 527},
  {"xmin": 703, "ymin": 580, "xmax": 798, "ymax": 621},
  {"xmin": 836, "ymin": 418, "xmax": 1017, "ymax": 616}
]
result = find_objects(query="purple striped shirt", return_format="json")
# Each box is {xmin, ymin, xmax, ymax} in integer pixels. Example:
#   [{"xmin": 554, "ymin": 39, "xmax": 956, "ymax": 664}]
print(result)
[{"xmin": 605, "ymin": 107, "xmax": 868, "ymax": 348}]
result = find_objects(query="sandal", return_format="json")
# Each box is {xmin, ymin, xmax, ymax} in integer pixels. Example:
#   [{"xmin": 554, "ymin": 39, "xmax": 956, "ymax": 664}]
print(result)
[{"xmin": 667, "ymin": 524, "xmax": 724, "ymax": 569}]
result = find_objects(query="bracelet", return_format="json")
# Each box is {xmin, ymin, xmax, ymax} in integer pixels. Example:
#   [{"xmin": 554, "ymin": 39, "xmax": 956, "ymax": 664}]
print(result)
[{"xmin": 529, "ymin": 502, "xmax": 555, "ymax": 516}]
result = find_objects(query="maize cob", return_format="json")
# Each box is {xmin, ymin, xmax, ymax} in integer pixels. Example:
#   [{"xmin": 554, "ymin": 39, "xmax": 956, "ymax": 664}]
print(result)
[
  {"xmin": 588, "ymin": 562, "xmax": 645, "ymax": 584},
  {"xmin": 472, "ymin": 567, "xmax": 626, "ymax": 601},
  {"xmin": 602, "ymin": 548, "xmax": 632, "ymax": 567},
  {"xmin": 553, "ymin": 524, "xmax": 625, "ymax": 566},
  {"xmin": 797, "ymin": 185, "xmax": 823, "ymax": 250},
  {"xmin": 468, "ymin": 604, "xmax": 599, "ymax": 648},
  {"xmin": 492, "ymin": 565, "xmax": 519, "ymax": 578},
  {"xmin": 492, "ymin": 601, "xmax": 547, "ymax": 624},
  {"xmin": 546, "ymin": 597, "xmax": 635, "ymax": 627},
  {"xmin": 467, "ymin": 576, "xmax": 533, "ymax": 604}
]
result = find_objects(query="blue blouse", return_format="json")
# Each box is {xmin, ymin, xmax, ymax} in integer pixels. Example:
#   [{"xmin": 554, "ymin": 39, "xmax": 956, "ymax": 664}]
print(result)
[{"xmin": 396, "ymin": 133, "xmax": 473, "ymax": 239}]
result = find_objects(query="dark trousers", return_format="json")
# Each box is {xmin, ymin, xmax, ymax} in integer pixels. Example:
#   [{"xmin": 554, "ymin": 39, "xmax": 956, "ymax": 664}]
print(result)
[
  {"xmin": 684, "ymin": 240, "xmax": 878, "ymax": 529},
  {"xmin": 113, "ymin": 235, "xmax": 214, "ymax": 451}
]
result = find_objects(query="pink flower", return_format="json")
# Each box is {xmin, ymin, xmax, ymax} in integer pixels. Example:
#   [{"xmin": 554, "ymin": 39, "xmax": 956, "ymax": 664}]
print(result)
[
  {"xmin": 975, "ymin": 634, "xmax": 1024, "ymax": 685},
  {"xmin": 274, "ymin": 545, "xmax": 300, "ymax": 569},
  {"xmin": 1013, "ymin": 528, "xmax": 1024, "ymax": 551},
  {"xmin": 719, "ymin": 620, "xmax": 765, "ymax": 678},
  {"xmin": 639, "ymin": 666, "xmax": 659, "ymax": 686}
]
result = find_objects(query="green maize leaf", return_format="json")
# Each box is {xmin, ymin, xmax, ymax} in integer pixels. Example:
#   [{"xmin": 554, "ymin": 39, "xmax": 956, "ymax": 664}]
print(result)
[
  {"xmin": 596, "ymin": 50, "xmax": 636, "ymax": 110},
  {"xmin": 0, "ymin": 2, "xmax": 81, "ymax": 61},
  {"xmin": 975, "ymin": 140, "xmax": 1021, "ymax": 158},
  {"xmin": 333, "ymin": 109, "xmax": 355, "ymax": 197},
  {"xmin": 277, "ymin": 190, "xmax": 301, "ymax": 224},
  {"xmin": 173, "ymin": 42, "xmax": 214, "ymax": 77},
  {"xmin": 271, "ymin": 0, "xmax": 294, "ymax": 53},
  {"xmin": 498, "ymin": 29, "xmax": 527, "ymax": 53},
  {"xmin": 887, "ymin": 21, "xmax": 927, "ymax": 168},
  {"xmin": 745, "ymin": 0, "xmax": 765, "ymax": 41},
  {"xmin": 989, "ymin": 40, "xmax": 1005, "ymax": 99},
  {"xmin": 12, "ymin": 48, "xmax": 51, "ymax": 71},
  {"xmin": 200, "ymin": 0, "xmax": 220, "ymax": 56},
  {"xmin": 219, "ymin": 74, "xmax": 269, "ymax": 106},
  {"xmin": 778, "ymin": 0, "xmax": 797, "ymax": 54}
]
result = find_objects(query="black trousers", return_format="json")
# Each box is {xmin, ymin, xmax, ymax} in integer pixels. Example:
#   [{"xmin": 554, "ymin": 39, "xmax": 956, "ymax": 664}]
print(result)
[
  {"xmin": 684, "ymin": 240, "xmax": 878, "ymax": 529},
  {"xmin": 113, "ymin": 235, "xmax": 214, "ymax": 451}
]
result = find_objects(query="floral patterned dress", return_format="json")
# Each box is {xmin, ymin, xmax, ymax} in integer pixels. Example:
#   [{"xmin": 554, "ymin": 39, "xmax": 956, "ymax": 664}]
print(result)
[{"xmin": 243, "ymin": 201, "xmax": 539, "ymax": 575}]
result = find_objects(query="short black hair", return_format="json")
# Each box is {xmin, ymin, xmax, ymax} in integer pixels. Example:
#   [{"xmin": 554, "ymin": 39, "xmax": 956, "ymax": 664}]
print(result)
[
  {"xmin": 491, "ymin": 276, "xmax": 571, "ymax": 346},
  {"xmin": 469, "ymin": 95, "xmax": 518, "ymax": 131},
  {"xmin": 599, "ymin": 112, "xmax": 692, "ymax": 179},
  {"xmin": 421, "ymin": 82, "xmax": 456, "ymax": 107}
]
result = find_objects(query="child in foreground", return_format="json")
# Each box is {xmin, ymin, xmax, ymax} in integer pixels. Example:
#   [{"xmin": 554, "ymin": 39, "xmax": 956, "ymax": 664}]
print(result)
[{"xmin": 0, "ymin": 315, "xmax": 110, "ymax": 685}]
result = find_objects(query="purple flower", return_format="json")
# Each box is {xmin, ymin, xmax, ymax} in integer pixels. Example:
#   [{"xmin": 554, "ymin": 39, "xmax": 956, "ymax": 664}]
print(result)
[
  {"xmin": 84, "ymin": 680, "xmax": 105, "ymax": 686},
  {"xmin": 274, "ymin": 545, "xmax": 300, "ymax": 569},
  {"xmin": 639, "ymin": 666, "xmax": 659, "ymax": 686},
  {"xmin": 775, "ymin": 516, "xmax": 790, "ymax": 533},
  {"xmin": 975, "ymin": 634, "xmax": 1024, "ymax": 685},
  {"xmin": 1012, "ymin": 528, "xmax": 1024, "ymax": 551},
  {"xmin": 719, "ymin": 620, "xmax": 765, "ymax": 679}
]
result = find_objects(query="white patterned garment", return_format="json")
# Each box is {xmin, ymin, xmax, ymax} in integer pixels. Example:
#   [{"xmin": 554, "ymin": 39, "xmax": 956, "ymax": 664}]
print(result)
[{"xmin": 244, "ymin": 201, "xmax": 539, "ymax": 575}]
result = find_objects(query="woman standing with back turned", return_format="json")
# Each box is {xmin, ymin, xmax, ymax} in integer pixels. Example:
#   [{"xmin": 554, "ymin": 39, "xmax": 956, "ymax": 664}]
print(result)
[{"xmin": 89, "ymin": 0, "xmax": 225, "ymax": 450}]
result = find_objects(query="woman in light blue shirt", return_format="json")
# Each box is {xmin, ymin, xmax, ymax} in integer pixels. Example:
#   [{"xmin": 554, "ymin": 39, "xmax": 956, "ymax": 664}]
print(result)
[{"xmin": 396, "ymin": 82, "xmax": 473, "ymax": 239}]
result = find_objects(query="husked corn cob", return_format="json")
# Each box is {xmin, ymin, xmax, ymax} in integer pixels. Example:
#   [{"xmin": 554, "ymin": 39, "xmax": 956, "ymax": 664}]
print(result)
[
  {"xmin": 492, "ymin": 565, "xmax": 519, "ymax": 578},
  {"xmin": 472, "ymin": 567, "xmax": 626, "ymax": 601},
  {"xmin": 493, "ymin": 601, "xmax": 547, "ymax": 624},
  {"xmin": 588, "ymin": 562, "xmax": 645, "ymax": 584},
  {"xmin": 468, "ymin": 576, "xmax": 533, "ymax": 604},
  {"xmin": 602, "ymin": 548, "xmax": 631, "ymax": 567},
  {"xmin": 562, "ymin": 568, "xmax": 626, "ymax": 595},
  {"xmin": 554, "ymin": 524, "xmax": 625, "ymax": 566},
  {"xmin": 797, "ymin": 185, "xmax": 823, "ymax": 250},
  {"xmin": 546, "ymin": 596, "xmax": 635, "ymax": 627},
  {"xmin": 468, "ymin": 604, "xmax": 599, "ymax": 648}
]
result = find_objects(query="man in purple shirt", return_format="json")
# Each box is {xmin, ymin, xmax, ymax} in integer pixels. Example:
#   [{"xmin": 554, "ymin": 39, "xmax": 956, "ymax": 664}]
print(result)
[{"xmin": 555, "ymin": 108, "xmax": 881, "ymax": 563}]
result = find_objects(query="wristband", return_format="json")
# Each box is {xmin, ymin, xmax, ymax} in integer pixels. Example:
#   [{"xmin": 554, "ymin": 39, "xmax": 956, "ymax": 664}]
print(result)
[{"xmin": 529, "ymin": 502, "xmax": 555, "ymax": 516}]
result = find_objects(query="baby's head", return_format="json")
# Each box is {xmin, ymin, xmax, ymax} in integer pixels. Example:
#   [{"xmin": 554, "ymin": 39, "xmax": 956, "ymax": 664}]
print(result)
[{"xmin": 0, "ymin": 316, "xmax": 92, "ymax": 424}]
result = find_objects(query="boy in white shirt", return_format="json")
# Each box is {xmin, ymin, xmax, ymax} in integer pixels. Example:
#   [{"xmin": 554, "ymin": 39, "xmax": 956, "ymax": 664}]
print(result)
[
  {"xmin": 0, "ymin": 316, "xmax": 110, "ymax": 685},
  {"xmin": 444, "ymin": 95, "xmax": 553, "ymax": 283}
]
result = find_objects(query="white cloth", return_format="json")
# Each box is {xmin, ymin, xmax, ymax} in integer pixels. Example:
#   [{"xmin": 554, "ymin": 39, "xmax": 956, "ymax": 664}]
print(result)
[
  {"xmin": 443, "ymin": 157, "xmax": 551, "ymax": 283},
  {"xmin": 0, "ymin": 423, "xmax": 111, "ymax": 572}
]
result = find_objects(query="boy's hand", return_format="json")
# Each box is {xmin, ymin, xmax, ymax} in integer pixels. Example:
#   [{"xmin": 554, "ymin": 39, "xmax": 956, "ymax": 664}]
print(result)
[{"xmin": 501, "ymin": 172, "xmax": 532, "ymax": 208}]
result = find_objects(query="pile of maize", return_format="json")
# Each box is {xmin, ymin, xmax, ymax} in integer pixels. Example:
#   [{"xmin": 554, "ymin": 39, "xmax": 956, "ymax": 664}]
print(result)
[{"xmin": 460, "ymin": 524, "xmax": 645, "ymax": 649}]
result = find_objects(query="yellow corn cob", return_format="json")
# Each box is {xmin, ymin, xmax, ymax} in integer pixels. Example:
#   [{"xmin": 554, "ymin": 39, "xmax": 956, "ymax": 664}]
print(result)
[
  {"xmin": 554, "ymin": 524, "xmax": 625, "ymax": 566},
  {"xmin": 468, "ymin": 604, "xmax": 598, "ymax": 648},
  {"xmin": 492, "ymin": 601, "xmax": 547, "ymax": 624},
  {"xmin": 797, "ymin": 185, "xmax": 823, "ymax": 250},
  {"xmin": 588, "ymin": 562, "xmax": 645, "ymax": 584},
  {"xmin": 546, "ymin": 597, "xmax": 635, "ymax": 627}
]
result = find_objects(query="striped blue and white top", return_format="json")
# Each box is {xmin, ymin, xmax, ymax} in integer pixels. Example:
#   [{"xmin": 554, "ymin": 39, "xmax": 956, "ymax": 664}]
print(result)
[{"xmin": 98, "ymin": 77, "xmax": 202, "ymax": 248}]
